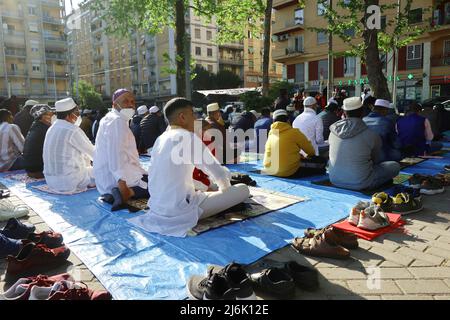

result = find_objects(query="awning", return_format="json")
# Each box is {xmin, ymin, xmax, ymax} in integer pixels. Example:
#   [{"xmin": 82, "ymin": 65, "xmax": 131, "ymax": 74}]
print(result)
[
  {"xmin": 195, "ymin": 87, "xmax": 262, "ymax": 97},
  {"xmin": 430, "ymin": 75, "xmax": 450, "ymax": 85}
]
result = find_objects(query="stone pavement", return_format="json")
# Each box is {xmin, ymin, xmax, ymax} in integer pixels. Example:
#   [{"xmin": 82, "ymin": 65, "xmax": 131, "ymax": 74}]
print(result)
[{"xmin": 1, "ymin": 183, "xmax": 449, "ymax": 300}]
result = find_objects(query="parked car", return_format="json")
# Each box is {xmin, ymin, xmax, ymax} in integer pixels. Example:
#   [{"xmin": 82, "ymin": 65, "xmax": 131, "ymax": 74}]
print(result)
[
  {"xmin": 421, "ymin": 96, "xmax": 450, "ymax": 109},
  {"xmin": 396, "ymin": 99, "xmax": 417, "ymax": 113}
]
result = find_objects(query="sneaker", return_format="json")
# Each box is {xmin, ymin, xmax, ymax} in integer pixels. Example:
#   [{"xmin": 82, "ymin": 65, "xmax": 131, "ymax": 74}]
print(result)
[
  {"xmin": 419, "ymin": 177, "xmax": 445, "ymax": 195},
  {"xmin": 371, "ymin": 192, "xmax": 393, "ymax": 212},
  {"xmin": 26, "ymin": 231, "xmax": 64, "ymax": 249},
  {"xmin": 0, "ymin": 233, "xmax": 22, "ymax": 259},
  {"xmin": 0, "ymin": 218, "xmax": 36, "ymax": 240},
  {"xmin": 348, "ymin": 201, "xmax": 370, "ymax": 226},
  {"xmin": 389, "ymin": 185, "xmax": 421, "ymax": 201},
  {"xmin": 207, "ymin": 263, "xmax": 255, "ymax": 300},
  {"xmin": 0, "ymin": 205, "xmax": 29, "ymax": 222},
  {"xmin": 434, "ymin": 173, "xmax": 450, "ymax": 187},
  {"xmin": 30, "ymin": 280, "xmax": 112, "ymax": 300},
  {"xmin": 391, "ymin": 193, "xmax": 423, "ymax": 215},
  {"xmin": 187, "ymin": 270, "xmax": 236, "ymax": 300},
  {"xmin": 249, "ymin": 268, "xmax": 296, "ymax": 299},
  {"xmin": 357, "ymin": 205, "xmax": 391, "ymax": 231},
  {"xmin": 6, "ymin": 243, "xmax": 71, "ymax": 277},
  {"xmin": 0, "ymin": 189, "xmax": 10, "ymax": 198},
  {"xmin": 0, "ymin": 273, "xmax": 73, "ymax": 300},
  {"xmin": 408, "ymin": 174, "xmax": 430, "ymax": 189}
]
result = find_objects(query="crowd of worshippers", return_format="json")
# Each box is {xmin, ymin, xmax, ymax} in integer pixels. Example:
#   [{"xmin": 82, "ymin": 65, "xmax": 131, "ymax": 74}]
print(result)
[{"xmin": 0, "ymin": 88, "xmax": 448, "ymax": 237}]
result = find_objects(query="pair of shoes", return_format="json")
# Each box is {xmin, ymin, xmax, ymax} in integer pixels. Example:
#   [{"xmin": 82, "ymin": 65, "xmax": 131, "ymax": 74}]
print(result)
[
  {"xmin": 391, "ymin": 193, "xmax": 423, "ymax": 215},
  {"xmin": 349, "ymin": 202, "xmax": 391, "ymax": 230},
  {"xmin": 249, "ymin": 268, "xmax": 295, "ymax": 299},
  {"xmin": 6, "ymin": 242, "xmax": 70, "ymax": 279},
  {"xmin": 231, "ymin": 173, "xmax": 257, "ymax": 187},
  {"xmin": 389, "ymin": 185, "xmax": 421, "ymax": 202},
  {"xmin": 25, "ymin": 231, "xmax": 64, "ymax": 249},
  {"xmin": 0, "ymin": 204, "xmax": 29, "ymax": 222},
  {"xmin": 188, "ymin": 262, "xmax": 255, "ymax": 300},
  {"xmin": 29, "ymin": 280, "xmax": 112, "ymax": 300},
  {"xmin": 434, "ymin": 173, "xmax": 450, "ymax": 187},
  {"xmin": 304, "ymin": 226, "xmax": 359, "ymax": 249},
  {"xmin": 0, "ymin": 273, "xmax": 73, "ymax": 300},
  {"xmin": 0, "ymin": 218, "xmax": 35, "ymax": 240},
  {"xmin": 408, "ymin": 174, "xmax": 445, "ymax": 195}
]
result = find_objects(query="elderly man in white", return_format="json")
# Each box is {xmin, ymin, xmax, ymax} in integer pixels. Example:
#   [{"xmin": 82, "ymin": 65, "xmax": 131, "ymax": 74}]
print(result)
[
  {"xmin": 93, "ymin": 89, "xmax": 148, "ymax": 211},
  {"xmin": 292, "ymin": 96, "xmax": 326, "ymax": 156},
  {"xmin": 43, "ymin": 98, "xmax": 95, "ymax": 194}
]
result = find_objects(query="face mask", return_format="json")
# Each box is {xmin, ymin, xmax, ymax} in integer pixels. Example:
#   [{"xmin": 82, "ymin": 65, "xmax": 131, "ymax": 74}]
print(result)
[
  {"xmin": 51, "ymin": 115, "xmax": 57, "ymax": 124},
  {"xmin": 120, "ymin": 108, "xmax": 135, "ymax": 120},
  {"xmin": 74, "ymin": 116, "xmax": 82, "ymax": 127}
]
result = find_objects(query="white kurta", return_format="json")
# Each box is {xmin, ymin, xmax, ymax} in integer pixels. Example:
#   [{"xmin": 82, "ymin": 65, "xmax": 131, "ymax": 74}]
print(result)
[
  {"xmin": 43, "ymin": 119, "xmax": 94, "ymax": 193},
  {"xmin": 93, "ymin": 109, "xmax": 147, "ymax": 195},
  {"xmin": 129, "ymin": 128, "xmax": 231, "ymax": 237},
  {"xmin": 0, "ymin": 122, "xmax": 24, "ymax": 171},
  {"xmin": 292, "ymin": 108, "xmax": 325, "ymax": 155}
]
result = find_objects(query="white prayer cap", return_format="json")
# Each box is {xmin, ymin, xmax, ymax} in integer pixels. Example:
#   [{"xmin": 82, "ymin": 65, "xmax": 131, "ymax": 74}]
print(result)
[
  {"xmin": 24, "ymin": 100, "xmax": 39, "ymax": 107},
  {"xmin": 137, "ymin": 105, "xmax": 149, "ymax": 115},
  {"xmin": 342, "ymin": 97, "xmax": 363, "ymax": 111},
  {"xmin": 286, "ymin": 104, "xmax": 296, "ymax": 112},
  {"xmin": 207, "ymin": 103, "xmax": 220, "ymax": 113},
  {"xmin": 327, "ymin": 98, "xmax": 338, "ymax": 106},
  {"xmin": 55, "ymin": 97, "xmax": 77, "ymax": 113},
  {"xmin": 303, "ymin": 96, "xmax": 317, "ymax": 107},
  {"xmin": 250, "ymin": 110, "xmax": 260, "ymax": 118},
  {"xmin": 82, "ymin": 109, "xmax": 92, "ymax": 115},
  {"xmin": 374, "ymin": 99, "xmax": 393, "ymax": 109},
  {"xmin": 273, "ymin": 109, "xmax": 288, "ymax": 120},
  {"xmin": 149, "ymin": 106, "xmax": 160, "ymax": 114}
]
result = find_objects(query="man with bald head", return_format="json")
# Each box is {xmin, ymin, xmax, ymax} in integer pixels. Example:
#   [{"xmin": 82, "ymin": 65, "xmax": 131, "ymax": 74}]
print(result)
[{"xmin": 93, "ymin": 89, "xmax": 148, "ymax": 210}]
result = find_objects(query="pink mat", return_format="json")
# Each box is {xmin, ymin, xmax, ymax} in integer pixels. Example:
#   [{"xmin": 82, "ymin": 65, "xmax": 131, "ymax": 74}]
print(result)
[
  {"xmin": 31, "ymin": 184, "xmax": 96, "ymax": 195},
  {"xmin": 4, "ymin": 172, "xmax": 45, "ymax": 184}
]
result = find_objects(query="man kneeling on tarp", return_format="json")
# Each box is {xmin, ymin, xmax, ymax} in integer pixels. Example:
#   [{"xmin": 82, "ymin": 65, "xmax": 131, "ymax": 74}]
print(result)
[
  {"xmin": 129, "ymin": 98, "xmax": 250, "ymax": 237},
  {"xmin": 93, "ymin": 89, "xmax": 149, "ymax": 210}
]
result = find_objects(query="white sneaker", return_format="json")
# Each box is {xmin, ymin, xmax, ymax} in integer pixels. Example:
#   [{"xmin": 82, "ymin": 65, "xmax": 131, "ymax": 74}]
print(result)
[
  {"xmin": 348, "ymin": 201, "xmax": 370, "ymax": 226},
  {"xmin": 0, "ymin": 205, "xmax": 29, "ymax": 222},
  {"xmin": 0, "ymin": 278, "xmax": 29, "ymax": 300},
  {"xmin": 357, "ymin": 205, "xmax": 391, "ymax": 231},
  {"xmin": 29, "ymin": 281, "xmax": 76, "ymax": 300}
]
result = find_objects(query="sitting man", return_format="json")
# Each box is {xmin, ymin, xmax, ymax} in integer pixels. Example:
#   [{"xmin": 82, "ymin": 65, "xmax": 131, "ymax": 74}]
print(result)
[
  {"xmin": 13, "ymin": 100, "xmax": 39, "ymax": 137},
  {"xmin": 129, "ymin": 98, "xmax": 250, "ymax": 237},
  {"xmin": 130, "ymin": 105, "xmax": 148, "ymax": 149},
  {"xmin": 254, "ymin": 107, "xmax": 272, "ymax": 153},
  {"xmin": 263, "ymin": 109, "xmax": 316, "ymax": 177},
  {"xmin": 328, "ymin": 97, "xmax": 400, "ymax": 191},
  {"xmin": 318, "ymin": 98, "xmax": 341, "ymax": 141},
  {"xmin": 205, "ymin": 102, "xmax": 233, "ymax": 164},
  {"xmin": 293, "ymin": 96, "xmax": 326, "ymax": 156},
  {"xmin": 43, "ymin": 98, "xmax": 95, "ymax": 193},
  {"xmin": 93, "ymin": 89, "xmax": 149, "ymax": 210},
  {"xmin": 139, "ymin": 105, "xmax": 167, "ymax": 153},
  {"xmin": 363, "ymin": 99, "xmax": 402, "ymax": 162},
  {"xmin": 0, "ymin": 109, "xmax": 25, "ymax": 172},
  {"xmin": 23, "ymin": 104, "xmax": 55, "ymax": 179}
]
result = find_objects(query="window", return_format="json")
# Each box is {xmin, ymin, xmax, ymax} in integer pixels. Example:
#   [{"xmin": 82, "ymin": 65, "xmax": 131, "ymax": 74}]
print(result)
[
  {"xmin": 207, "ymin": 48, "xmax": 213, "ymax": 57},
  {"xmin": 248, "ymin": 46, "xmax": 254, "ymax": 54},
  {"xmin": 31, "ymin": 40, "xmax": 39, "ymax": 52},
  {"xmin": 195, "ymin": 47, "xmax": 201, "ymax": 56},
  {"xmin": 10, "ymin": 63, "xmax": 18, "ymax": 71},
  {"xmin": 318, "ymin": 0, "xmax": 328, "ymax": 16},
  {"xmin": 206, "ymin": 31, "xmax": 212, "ymax": 41},
  {"xmin": 272, "ymin": 63, "xmax": 277, "ymax": 72},
  {"xmin": 408, "ymin": 8, "xmax": 423, "ymax": 24},
  {"xmin": 249, "ymin": 61, "xmax": 254, "ymax": 70},
  {"xmin": 317, "ymin": 31, "xmax": 327, "ymax": 44},
  {"xmin": 318, "ymin": 59, "xmax": 328, "ymax": 79},
  {"xmin": 29, "ymin": 23, "xmax": 38, "ymax": 32},
  {"xmin": 407, "ymin": 44, "xmax": 422, "ymax": 60},
  {"xmin": 294, "ymin": 9, "xmax": 304, "ymax": 25},
  {"xmin": 32, "ymin": 62, "xmax": 40, "ymax": 72},
  {"xmin": 344, "ymin": 28, "xmax": 355, "ymax": 38},
  {"xmin": 344, "ymin": 57, "xmax": 356, "ymax": 76},
  {"xmin": 207, "ymin": 65, "xmax": 213, "ymax": 72},
  {"xmin": 28, "ymin": 6, "xmax": 37, "ymax": 16},
  {"xmin": 195, "ymin": 28, "xmax": 201, "ymax": 39}
]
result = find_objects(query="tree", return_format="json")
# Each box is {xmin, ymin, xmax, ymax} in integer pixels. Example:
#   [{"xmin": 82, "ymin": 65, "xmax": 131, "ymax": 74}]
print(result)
[
  {"xmin": 309, "ymin": 0, "xmax": 435, "ymax": 101},
  {"xmin": 192, "ymin": 66, "xmax": 215, "ymax": 90},
  {"xmin": 74, "ymin": 80, "xmax": 103, "ymax": 110},
  {"xmin": 262, "ymin": 0, "xmax": 273, "ymax": 97},
  {"xmin": 215, "ymin": 70, "xmax": 243, "ymax": 89}
]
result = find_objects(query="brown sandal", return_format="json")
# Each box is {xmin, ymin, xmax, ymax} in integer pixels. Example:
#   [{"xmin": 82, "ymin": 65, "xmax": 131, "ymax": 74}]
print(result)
[{"xmin": 292, "ymin": 233, "xmax": 350, "ymax": 260}]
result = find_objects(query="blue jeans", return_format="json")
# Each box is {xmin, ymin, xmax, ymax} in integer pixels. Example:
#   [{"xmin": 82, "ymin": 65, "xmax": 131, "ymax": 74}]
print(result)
[{"xmin": 367, "ymin": 161, "xmax": 401, "ymax": 190}]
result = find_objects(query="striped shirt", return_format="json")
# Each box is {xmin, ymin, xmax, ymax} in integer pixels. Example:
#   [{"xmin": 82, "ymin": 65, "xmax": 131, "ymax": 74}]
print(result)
[
  {"xmin": 43, "ymin": 119, "xmax": 95, "ymax": 193},
  {"xmin": 0, "ymin": 122, "xmax": 25, "ymax": 171}
]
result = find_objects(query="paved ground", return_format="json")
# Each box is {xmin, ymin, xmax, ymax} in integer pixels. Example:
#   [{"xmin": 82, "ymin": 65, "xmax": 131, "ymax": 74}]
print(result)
[{"xmin": 1, "ymin": 183, "xmax": 449, "ymax": 300}]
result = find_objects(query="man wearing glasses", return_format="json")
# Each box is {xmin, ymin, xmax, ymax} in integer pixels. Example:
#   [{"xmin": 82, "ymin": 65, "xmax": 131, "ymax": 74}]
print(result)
[{"xmin": 43, "ymin": 97, "xmax": 95, "ymax": 194}]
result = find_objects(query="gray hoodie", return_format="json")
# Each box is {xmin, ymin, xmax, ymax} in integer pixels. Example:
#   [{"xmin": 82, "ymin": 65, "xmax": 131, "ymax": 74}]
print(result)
[{"xmin": 328, "ymin": 117, "xmax": 382, "ymax": 190}]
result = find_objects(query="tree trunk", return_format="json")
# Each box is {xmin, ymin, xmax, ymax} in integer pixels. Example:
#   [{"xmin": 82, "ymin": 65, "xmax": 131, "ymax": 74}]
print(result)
[
  {"xmin": 175, "ymin": 0, "xmax": 186, "ymax": 97},
  {"xmin": 363, "ymin": 0, "xmax": 391, "ymax": 100},
  {"xmin": 262, "ymin": 0, "xmax": 273, "ymax": 97}
]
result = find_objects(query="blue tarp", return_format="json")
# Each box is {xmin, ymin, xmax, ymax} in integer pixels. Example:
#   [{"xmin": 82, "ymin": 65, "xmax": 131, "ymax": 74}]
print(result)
[{"xmin": 1, "ymin": 147, "xmax": 449, "ymax": 300}]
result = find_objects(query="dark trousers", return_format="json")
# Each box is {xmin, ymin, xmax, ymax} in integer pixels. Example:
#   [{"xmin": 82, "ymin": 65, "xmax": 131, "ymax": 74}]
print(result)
[{"xmin": 131, "ymin": 174, "xmax": 149, "ymax": 199}]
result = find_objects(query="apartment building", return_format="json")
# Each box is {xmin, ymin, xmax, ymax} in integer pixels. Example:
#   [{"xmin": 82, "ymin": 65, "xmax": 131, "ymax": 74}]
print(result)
[
  {"xmin": 272, "ymin": 0, "xmax": 450, "ymax": 100},
  {"xmin": 219, "ymin": 41, "xmax": 245, "ymax": 80},
  {"xmin": 0, "ymin": 0, "xmax": 69, "ymax": 102}
]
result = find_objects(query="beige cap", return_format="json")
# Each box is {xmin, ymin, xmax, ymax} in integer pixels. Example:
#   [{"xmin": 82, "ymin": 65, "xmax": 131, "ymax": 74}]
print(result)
[
  {"xmin": 342, "ymin": 97, "xmax": 363, "ymax": 111},
  {"xmin": 207, "ymin": 103, "xmax": 220, "ymax": 113}
]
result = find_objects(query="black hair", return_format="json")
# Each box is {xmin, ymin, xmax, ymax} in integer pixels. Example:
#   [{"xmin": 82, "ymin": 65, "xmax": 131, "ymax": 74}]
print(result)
[
  {"xmin": 0, "ymin": 109, "xmax": 12, "ymax": 123},
  {"xmin": 363, "ymin": 96, "xmax": 376, "ymax": 107},
  {"xmin": 273, "ymin": 115, "xmax": 289, "ymax": 123},
  {"xmin": 56, "ymin": 106, "xmax": 78, "ymax": 120},
  {"xmin": 261, "ymin": 108, "xmax": 271, "ymax": 117},
  {"xmin": 326, "ymin": 103, "xmax": 339, "ymax": 112},
  {"xmin": 345, "ymin": 108, "xmax": 364, "ymax": 118},
  {"xmin": 163, "ymin": 97, "xmax": 193, "ymax": 123},
  {"xmin": 406, "ymin": 102, "xmax": 422, "ymax": 114}
]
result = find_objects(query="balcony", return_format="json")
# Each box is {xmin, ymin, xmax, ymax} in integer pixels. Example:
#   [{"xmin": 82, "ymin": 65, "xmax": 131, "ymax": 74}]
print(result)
[
  {"xmin": 273, "ymin": 19, "xmax": 304, "ymax": 36},
  {"xmin": 44, "ymin": 36, "xmax": 67, "ymax": 48},
  {"xmin": 45, "ymin": 52, "xmax": 67, "ymax": 61},
  {"xmin": 272, "ymin": 46, "xmax": 304, "ymax": 61},
  {"xmin": 219, "ymin": 57, "xmax": 244, "ymax": 66},
  {"xmin": 47, "ymin": 71, "xmax": 68, "ymax": 79},
  {"xmin": 3, "ymin": 30, "xmax": 26, "ymax": 46},
  {"xmin": 1, "ymin": 10, "xmax": 24, "ymax": 19},
  {"xmin": 7, "ymin": 70, "xmax": 28, "ymax": 77},
  {"xmin": 431, "ymin": 55, "xmax": 450, "ymax": 67},
  {"xmin": 41, "ymin": 0, "xmax": 64, "ymax": 8},
  {"xmin": 30, "ymin": 72, "xmax": 46, "ymax": 79},
  {"xmin": 43, "ymin": 15, "xmax": 63, "ymax": 25},
  {"xmin": 5, "ymin": 48, "xmax": 26, "ymax": 58},
  {"xmin": 273, "ymin": 0, "xmax": 299, "ymax": 10},
  {"xmin": 219, "ymin": 41, "xmax": 244, "ymax": 49}
]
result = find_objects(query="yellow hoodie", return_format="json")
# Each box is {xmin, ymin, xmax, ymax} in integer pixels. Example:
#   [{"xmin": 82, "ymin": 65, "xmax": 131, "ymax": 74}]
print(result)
[{"xmin": 263, "ymin": 121, "xmax": 315, "ymax": 177}]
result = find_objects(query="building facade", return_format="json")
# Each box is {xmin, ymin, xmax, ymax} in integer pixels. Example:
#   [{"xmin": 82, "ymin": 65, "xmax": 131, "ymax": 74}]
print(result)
[
  {"xmin": 272, "ymin": 0, "xmax": 450, "ymax": 100},
  {"xmin": 0, "ymin": 0, "xmax": 69, "ymax": 103}
]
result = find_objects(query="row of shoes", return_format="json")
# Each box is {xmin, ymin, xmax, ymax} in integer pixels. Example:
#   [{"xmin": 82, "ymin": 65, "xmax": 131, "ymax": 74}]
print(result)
[
  {"xmin": 0, "ymin": 201, "xmax": 29, "ymax": 222},
  {"xmin": 291, "ymin": 226, "xmax": 358, "ymax": 260},
  {"xmin": 1, "ymin": 218, "xmax": 70, "ymax": 279},
  {"xmin": 187, "ymin": 261, "xmax": 319, "ymax": 300},
  {"xmin": 0, "ymin": 273, "xmax": 111, "ymax": 300},
  {"xmin": 408, "ymin": 173, "xmax": 447, "ymax": 195}
]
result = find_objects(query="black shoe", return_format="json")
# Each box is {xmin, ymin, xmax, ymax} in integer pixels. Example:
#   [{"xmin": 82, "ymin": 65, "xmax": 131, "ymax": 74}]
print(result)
[
  {"xmin": 0, "ymin": 189, "xmax": 10, "ymax": 199},
  {"xmin": 207, "ymin": 263, "xmax": 255, "ymax": 300},
  {"xmin": 283, "ymin": 261, "xmax": 319, "ymax": 291},
  {"xmin": 445, "ymin": 165, "xmax": 450, "ymax": 172},
  {"xmin": 100, "ymin": 193, "xmax": 114, "ymax": 204},
  {"xmin": 187, "ymin": 271, "xmax": 236, "ymax": 300},
  {"xmin": 231, "ymin": 173, "xmax": 256, "ymax": 187},
  {"xmin": 249, "ymin": 268, "xmax": 295, "ymax": 299},
  {"xmin": 111, "ymin": 188, "xmax": 124, "ymax": 211}
]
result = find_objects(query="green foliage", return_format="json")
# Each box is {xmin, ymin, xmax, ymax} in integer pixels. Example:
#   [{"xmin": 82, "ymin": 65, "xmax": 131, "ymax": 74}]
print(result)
[
  {"xmin": 268, "ymin": 81, "xmax": 296, "ymax": 102},
  {"xmin": 239, "ymin": 91, "xmax": 273, "ymax": 112},
  {"xmin": 191, "ymin": 66, "xmax": 243, "ymax": 90},
  {"xmin": 73, "ymin": 80, "xmax": 103, "ymax": 110},
  {"xmin": 215, "ymin": 70, "xmax": 243, "ymax": 89}
]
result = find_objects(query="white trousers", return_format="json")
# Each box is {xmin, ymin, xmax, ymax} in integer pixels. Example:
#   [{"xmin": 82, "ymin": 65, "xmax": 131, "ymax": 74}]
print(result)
[{"xmin": 199, "ymin": 183, "xmax": 250, "ymax": 219}]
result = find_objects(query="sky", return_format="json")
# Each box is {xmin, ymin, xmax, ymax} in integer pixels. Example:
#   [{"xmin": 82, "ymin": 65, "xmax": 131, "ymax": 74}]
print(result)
[{"xmin": 64, "ymin": 0, "xmax": 83, "ymax": 15}]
